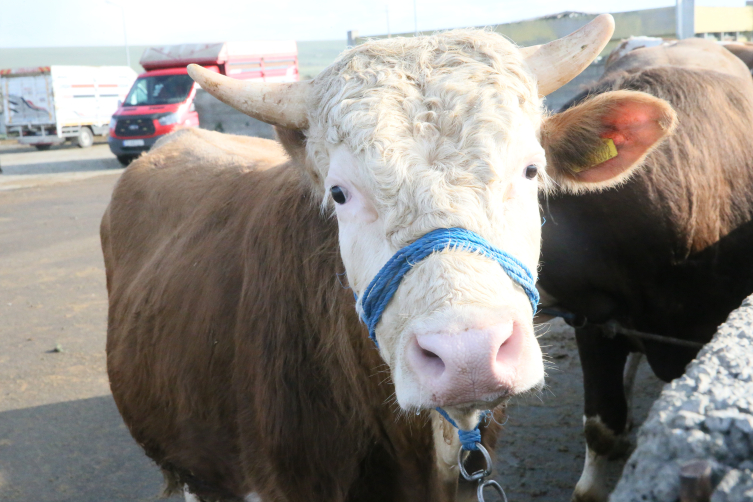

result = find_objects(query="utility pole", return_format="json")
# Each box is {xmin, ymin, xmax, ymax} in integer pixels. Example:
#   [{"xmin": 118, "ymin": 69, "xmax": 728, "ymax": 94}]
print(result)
[
  {"xmin": 106, "ymin": 0, "xmax": 130, "ymax": 68},
  {"xmin": 347, "ymin": 30, "xmax": 359, "ymax": 47},
  {"xmin": 676, "ymin": 0, "xmax": 695, "ymax": 40},
  {"xmin": 413, "ymin": 0, "xmax": 418, "ymax": 36},
  {"xmin": 386, "ymin": 5, "xmax": 391, "ymax": 38}
]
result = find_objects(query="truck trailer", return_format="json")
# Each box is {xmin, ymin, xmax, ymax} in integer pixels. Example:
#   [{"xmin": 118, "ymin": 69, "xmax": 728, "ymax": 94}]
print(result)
[
  {"xmin": 0, "ymin": 65, "xmax": 136, "ymax": 149},
  {"xmin": 108, "ymin": 41, "xmax": 299, "ymax": 165}
]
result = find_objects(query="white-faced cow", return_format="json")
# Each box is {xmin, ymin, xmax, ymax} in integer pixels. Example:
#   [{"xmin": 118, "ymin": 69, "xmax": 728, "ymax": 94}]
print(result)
[
  {"xmin": 102, "ymin": 16, "xmax": 676, "ymax": 502},
  {"xmin": 538, "ymin": 37, "xmax": 753, "ymax": 501}
]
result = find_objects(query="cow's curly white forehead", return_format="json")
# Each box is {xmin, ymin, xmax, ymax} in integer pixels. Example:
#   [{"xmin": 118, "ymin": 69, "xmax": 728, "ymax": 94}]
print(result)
[{"xmin": 304, "ymin": 29, "xmax": 543, "ymax": 244}]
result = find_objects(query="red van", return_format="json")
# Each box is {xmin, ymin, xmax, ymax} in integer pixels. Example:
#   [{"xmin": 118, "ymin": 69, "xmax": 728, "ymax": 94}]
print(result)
[{"xmin": 108, "ymin": 41, "xmax": 299, "ymax": 165}]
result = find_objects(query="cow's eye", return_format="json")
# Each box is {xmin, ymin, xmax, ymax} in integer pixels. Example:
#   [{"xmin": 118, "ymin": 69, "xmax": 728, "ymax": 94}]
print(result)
[
  {"xmin": 330, "ymin": 186, "xmax": 348, "ymax": 204},
  {"xmin": 525, "ymin": 165, "xmax": 538, "ymax": 179}
]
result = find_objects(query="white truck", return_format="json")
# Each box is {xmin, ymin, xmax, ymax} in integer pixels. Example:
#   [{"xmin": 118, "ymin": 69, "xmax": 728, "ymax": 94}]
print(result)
[{"xmin": 0, "ymin": 65, "xmax": 136, "ymax": 150}]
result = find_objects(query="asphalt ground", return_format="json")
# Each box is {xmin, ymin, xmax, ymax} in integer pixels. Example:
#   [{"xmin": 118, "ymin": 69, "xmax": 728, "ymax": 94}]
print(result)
[
  {"xmin": 0, "ymin": 139, "xmax": 122, "ymax": 175},
  {"xmin": 0, "ymin": 141, "xmax": 181, "ymax": 501},
  {"xmin": 0, "ymin": 140, "xmax": 665, "ymax": 501}
]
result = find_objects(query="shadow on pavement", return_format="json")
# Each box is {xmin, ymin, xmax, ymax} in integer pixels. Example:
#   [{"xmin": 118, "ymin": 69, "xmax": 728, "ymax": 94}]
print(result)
[
  {"xmin": 0, "ymin": 157, "xmax": 122, "ymax": 175},
  {"xmin": 0, "ymin": 396, "xmax": 181, "ymax": 502},
  {"xmin": 0, "ymin": 139, "xmax": 110, "ymax": 155}
]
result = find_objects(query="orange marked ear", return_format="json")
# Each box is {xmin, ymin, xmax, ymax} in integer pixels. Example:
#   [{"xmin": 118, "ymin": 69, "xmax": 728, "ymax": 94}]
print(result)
[{"xmin": 541, "ymin": 90, "xmax": 677, "ymax": 193}]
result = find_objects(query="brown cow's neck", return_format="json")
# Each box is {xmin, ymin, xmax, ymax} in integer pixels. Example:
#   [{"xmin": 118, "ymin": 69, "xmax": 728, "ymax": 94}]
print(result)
[{"xmin": 232, "ymin": 164, "xmax": 453, "ymax": 500}]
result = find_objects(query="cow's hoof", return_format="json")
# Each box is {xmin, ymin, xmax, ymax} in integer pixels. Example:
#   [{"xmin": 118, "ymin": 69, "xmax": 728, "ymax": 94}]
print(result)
[
  {"xmin": 571, "ymin": 487, "xmax": 609, "ymax": 502},
  {"xmin": 573, "ymin": 442, "xmax": 610, "ymax": 502},
  {"xmin": 572, "ymin": 469, "xmax": 609, "ymax": 502}
]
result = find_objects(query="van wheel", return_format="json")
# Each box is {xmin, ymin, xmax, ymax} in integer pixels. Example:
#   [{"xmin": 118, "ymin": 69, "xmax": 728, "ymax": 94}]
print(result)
[
  {"xmin": 76, "ymin": 127, "xmax": 94, "ymax": 148},
  {"xmin": 34, "ymin": 144, "xmax": 52, "ymax": 151},
  {"xmin": 116, "ymin": 155, "xmax": 136, "ymax": 166}
]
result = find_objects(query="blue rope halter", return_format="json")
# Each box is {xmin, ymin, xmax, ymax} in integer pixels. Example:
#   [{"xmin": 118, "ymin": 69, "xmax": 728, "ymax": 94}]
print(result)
[{"xmin": 354, "ymin": 227, "xmax": 539, "ymax": 450}]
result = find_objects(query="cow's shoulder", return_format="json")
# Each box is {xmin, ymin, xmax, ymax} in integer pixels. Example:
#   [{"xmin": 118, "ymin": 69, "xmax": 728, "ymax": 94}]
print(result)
[
  {"xmin": 102, "ymin": 128, "xmax": 296, "ymax": 287},
  {"xmin": 108, "ymin": 128, "xmax": 288, "ymax": 228}
]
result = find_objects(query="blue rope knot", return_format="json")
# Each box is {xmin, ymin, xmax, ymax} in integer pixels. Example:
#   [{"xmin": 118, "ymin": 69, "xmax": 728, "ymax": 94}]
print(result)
[
  {"xmin": 457, "ymin": 428, "xmax": 482, "ymax": 451},
  {"xmin": 436, "ymin": 407, "xmax": 485, "ymax": 451}
]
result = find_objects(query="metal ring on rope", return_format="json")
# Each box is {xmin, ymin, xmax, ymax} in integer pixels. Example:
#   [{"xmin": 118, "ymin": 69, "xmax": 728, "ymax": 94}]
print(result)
[
  {"xmin": 458, "ymin": 442, "xmax": 493, "ymax": 482},
  {"xmin": 478, "ymin": 480, "xmax": 508, "ymax": 502}
]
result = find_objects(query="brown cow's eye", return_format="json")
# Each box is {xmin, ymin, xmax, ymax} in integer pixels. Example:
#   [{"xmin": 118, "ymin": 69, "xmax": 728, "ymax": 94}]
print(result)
[
  {"xmin": 525, "ymin": 165, "xmax": 538, "ymax": 179},
  {"xmin": 330, "ymin": 186, "xmax": 348, "ymax": 204}
]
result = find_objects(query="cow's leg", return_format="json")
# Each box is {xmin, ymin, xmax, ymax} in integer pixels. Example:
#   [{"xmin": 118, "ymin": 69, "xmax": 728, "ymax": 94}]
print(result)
[{"xmin": 572, "ymin": 325, "xmax": 631, "ymax": 502}]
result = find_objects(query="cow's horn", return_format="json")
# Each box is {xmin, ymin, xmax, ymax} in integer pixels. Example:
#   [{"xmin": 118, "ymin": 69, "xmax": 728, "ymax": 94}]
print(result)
[
  {"xmin": 187, "ymin": 64, "xmax": 310, "ymax": 130},
  {"xmin": 520, "ymin": 14, "xmax": 615, "ymax": 97}
]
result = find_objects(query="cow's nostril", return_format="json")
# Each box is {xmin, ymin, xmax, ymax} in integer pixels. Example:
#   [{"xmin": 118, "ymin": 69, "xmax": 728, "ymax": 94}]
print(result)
[
  {"xmin": 409, "ymin": 320, "xmax": 530, "ymax": 407},
  {"xmin": 496, "ymin": 341, "xmax": 506, "ymax": 364},
  {"xmin": 495, "ymin": 322, "xmax": 519, "ymax": 366},
  {"xmin": 412, "ymin": 339, "xmax": 446, "ymax": 378}
]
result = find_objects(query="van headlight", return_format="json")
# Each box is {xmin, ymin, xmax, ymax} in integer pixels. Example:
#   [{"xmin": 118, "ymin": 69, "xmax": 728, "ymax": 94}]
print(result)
[
  {"xmin": 109, "ymin": 117, "xmax": 117, "ymax": 129},
  {"xmin": 158, "ymin": 112, "xmax": 180, "ymax": 126}
]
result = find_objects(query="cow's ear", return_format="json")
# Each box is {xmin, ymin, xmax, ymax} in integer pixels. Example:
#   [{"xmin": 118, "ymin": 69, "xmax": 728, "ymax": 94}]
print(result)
[{"xmin": 541, "ymin": 90, "xmax": 677, "ymax": 193}]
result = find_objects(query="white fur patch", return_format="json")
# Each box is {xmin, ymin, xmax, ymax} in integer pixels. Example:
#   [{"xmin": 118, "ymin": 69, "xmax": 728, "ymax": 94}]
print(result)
[
  {"xmin": 432, "ymin": 410, "xmax": 462, "ymax": 483},
  {"xmin": 573, "ymin": 417, "xmax": 611, "ymax": 502},
  {"xmin": 573, "ymin": 443, "xmax": 610, "ymax": 502},
  {"xmin": 184, "ymin": 486, "xmax": 200, "ymax": 502}
]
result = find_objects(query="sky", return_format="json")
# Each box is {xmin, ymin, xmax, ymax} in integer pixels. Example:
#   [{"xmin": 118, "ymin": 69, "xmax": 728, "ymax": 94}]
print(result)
[{"xmin": 0, "ymin": 0, "xmax": 747, "ymax": 47}]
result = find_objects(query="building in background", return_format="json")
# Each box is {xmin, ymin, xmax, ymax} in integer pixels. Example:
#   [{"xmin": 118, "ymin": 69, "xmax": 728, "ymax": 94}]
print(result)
[
  {"xmin": 353, "ymin": 4, "xmax": 753, "ymax": 109},
  {"xmin": 355, "ymin": 5, "xmax": 753, "ymax": 50}
]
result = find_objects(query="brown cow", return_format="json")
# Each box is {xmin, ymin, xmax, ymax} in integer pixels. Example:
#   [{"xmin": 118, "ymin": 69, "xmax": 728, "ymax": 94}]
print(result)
[
  {"xmin": 604, "ymin": 36, "xmax": 667, "ymax": 68},
  {"xmin": 604, "ymin": 37, "xmax": 751, "ymax": 80},
  {"xmin": 539, "ymin": 36, "xmax": 753, "ymax": 502},
  {"xmin": 721, "ymin": 41, "xmax": 753, "ymax": 73},
  {"xmin": 102, "ymin": 16, "xmax": 676, "ymax": 502}
]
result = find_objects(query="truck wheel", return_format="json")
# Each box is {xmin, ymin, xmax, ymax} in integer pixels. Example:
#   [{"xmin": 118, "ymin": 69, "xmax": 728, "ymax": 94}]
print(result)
[
  {"xmin": 116, "ymin": 155, "xmax": 136, "ymax": 166},
  {"xmin": 76, "ymin": 127, "xmax": 94, "ymax": 148},
  {"xmin": 34, "ymin": 144, "xmax": 52, "ymax": 151}
]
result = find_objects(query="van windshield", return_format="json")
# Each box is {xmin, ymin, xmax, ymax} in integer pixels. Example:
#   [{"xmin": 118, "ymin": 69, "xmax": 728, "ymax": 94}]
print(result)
[{"xmin": 124, "ymin": 74, "xmax": 194, "ymax": 106}]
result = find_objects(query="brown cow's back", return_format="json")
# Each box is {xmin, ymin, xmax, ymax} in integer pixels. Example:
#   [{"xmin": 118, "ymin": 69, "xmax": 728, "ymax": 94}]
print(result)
[{"xmin": 604, "ymin": 37, "xmax": 752, "ymax": 82}]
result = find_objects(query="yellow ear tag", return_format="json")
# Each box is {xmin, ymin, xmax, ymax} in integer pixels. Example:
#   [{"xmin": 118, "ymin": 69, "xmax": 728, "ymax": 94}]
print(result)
[{"xmin": 583, "ymin": 138, "xmax": 618, "ymax": 170}]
